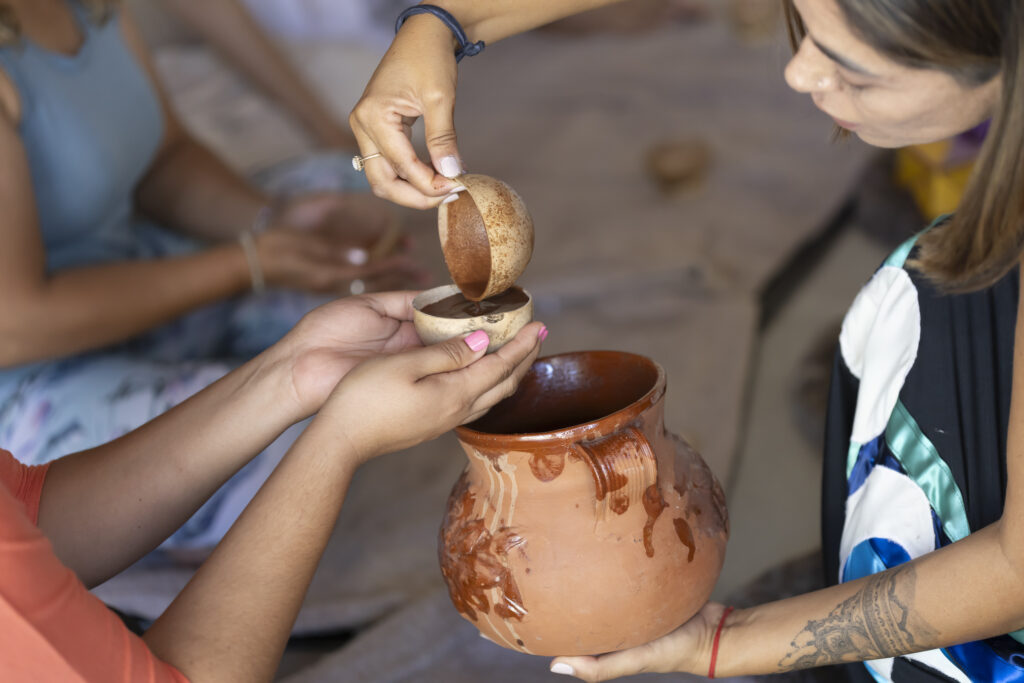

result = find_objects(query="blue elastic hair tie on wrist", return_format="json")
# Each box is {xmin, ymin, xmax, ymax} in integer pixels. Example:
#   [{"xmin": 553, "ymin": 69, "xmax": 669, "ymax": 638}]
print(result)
[{"xmin": 395, "ymin": 4, "xmax": 485, "ymax": 63}]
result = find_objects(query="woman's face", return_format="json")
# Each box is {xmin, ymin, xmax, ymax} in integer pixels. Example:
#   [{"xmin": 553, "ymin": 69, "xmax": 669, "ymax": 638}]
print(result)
[{"xmin": 784, "ymin": 0, "xmax": 1001, "ymax": 148}]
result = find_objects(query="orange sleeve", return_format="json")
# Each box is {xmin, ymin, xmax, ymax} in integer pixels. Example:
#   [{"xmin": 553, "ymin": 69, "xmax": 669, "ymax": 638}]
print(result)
[
  {"xmin": 0, "ymin": 449, "xmax": 190, "ymax": 682},
  {"xmin": 0, "ymin": 447, "xmax": 49, "ymax": 524}
]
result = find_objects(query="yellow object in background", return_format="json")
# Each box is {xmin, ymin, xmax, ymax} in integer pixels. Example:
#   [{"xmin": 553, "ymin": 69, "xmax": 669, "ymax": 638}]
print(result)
[{"xmin": 893, "ymin": 140, "xmax": 977, "ymax": 221}]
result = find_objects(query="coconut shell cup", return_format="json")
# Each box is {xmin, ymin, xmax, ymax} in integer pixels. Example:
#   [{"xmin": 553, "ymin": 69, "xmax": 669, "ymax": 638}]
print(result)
[
  {"xmin": 413, "ymin": 285, "xmax": 533, "ymax": 354},
  {"xmin": 437, "ymin": 174, "xmax": 534, "ymax": 302}
]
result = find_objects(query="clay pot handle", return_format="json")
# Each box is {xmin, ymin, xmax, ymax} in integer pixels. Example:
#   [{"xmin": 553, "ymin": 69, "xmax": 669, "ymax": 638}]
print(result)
[{"xmin": 575, "ymin": 426, "xmax": 658, "ymax": 518}]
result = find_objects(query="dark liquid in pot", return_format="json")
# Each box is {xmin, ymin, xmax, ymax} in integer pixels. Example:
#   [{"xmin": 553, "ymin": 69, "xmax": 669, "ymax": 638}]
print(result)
[{"xmin": 468, "ymin": 352, "xmax": 660, "ymax": 434}]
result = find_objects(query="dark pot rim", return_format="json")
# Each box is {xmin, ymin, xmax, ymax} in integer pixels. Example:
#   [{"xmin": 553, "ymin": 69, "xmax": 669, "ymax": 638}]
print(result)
[{"xmin": 456, "ymin": 350, "xmax": 666, "ymax": 448}]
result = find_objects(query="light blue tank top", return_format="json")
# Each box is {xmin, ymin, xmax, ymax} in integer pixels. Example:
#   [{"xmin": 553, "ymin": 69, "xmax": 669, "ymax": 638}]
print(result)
[
  {"xmin": 0, "ymin": 1, "xmax": 164, "ymax": 272},
  {"xmin": 0, "ymin": 2, "xmax": 165, "ymax": 388}
]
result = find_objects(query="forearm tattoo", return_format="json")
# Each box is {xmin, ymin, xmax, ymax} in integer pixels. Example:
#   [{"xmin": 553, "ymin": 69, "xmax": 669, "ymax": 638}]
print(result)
[{"xmin": 778, "ymin": 565, "xmax": 939, "ymax": 671}]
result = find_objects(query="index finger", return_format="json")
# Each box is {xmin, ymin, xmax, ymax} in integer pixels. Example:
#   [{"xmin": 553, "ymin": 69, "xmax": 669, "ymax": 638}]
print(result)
[{"xmin": 352, "ymin": 113, "xmax": 457, "ymax": 208}]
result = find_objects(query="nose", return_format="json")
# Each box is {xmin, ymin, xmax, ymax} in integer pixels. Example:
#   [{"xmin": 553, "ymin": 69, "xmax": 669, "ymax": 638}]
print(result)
[{"xmin": 785, "ymin": 37, "xmax": 837, "ymax": 94}]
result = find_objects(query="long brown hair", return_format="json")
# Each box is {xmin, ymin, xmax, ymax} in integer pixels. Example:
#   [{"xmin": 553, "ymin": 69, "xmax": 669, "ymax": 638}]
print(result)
[
  {"xmin": 784, "ymin": 0, "xmax": 1022, "ymax": 293},
  {"xmin": 0, "ymin": 0, "xmax": 120, "ymax": 46}
]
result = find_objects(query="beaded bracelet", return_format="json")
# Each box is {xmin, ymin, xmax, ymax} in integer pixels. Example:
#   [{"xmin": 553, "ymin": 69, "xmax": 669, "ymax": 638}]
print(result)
[
  {"xmin": 238, "ymin": 230, "xmax": 265, "ymax": 294},
  {"xmin": 395, "ymin": 4, "xmax": 485, "ymax": 63}
]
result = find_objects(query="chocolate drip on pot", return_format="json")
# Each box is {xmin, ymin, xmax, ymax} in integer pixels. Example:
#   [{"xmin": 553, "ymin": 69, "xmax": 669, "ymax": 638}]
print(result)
[
  {"xmin": 476, "ymin": 444, "xmax": 567, "ymax": 480},
  {"xmin": 671, "ymin": 433, "xmax": 729, "ymax": 539},
  {"xmin": 529, "ymin": 452, "xmax": 565, "ymax": 482},
  {"xmin": 673, "ymin": 518, "xmax": 696, "ymax": 562},
  {"xmin": 642, "ymin": 484, "xmax": 667, "ymax": 558},
  {"xmin": 439, "ymin": 474, "xmax": 528, "ymax": 622}
]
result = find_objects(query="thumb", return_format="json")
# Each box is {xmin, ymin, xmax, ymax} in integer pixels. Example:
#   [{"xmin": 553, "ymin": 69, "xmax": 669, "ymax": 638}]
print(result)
[
  {"xmin": 407, "ymin": 329, "xmax": 490, "ymax": 377},
  {"xmin": 550, "ymin": 647, "xmax": 656, "ymax": 682},
  {"xmin": 423, "ymin": 95, "xmax": 465, "ymax": 181}
]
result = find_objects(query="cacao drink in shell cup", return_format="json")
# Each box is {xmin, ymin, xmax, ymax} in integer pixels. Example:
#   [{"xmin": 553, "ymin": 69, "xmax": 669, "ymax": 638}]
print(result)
[{"xmin": 413, "ymin": 174, "xmax": 535, "ymax": 353}]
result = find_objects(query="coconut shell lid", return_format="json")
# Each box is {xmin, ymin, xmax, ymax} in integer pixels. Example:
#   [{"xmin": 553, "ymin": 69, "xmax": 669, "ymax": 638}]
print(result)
[{"xmin": 437, "ymin": 174, "xmax": 534, "ymax": 301}]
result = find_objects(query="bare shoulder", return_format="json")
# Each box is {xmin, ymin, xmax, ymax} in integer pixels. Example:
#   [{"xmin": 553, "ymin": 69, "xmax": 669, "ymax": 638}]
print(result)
[{"xmin": 116, "ymin": 5, "xmax": 157, "ymax": 63}]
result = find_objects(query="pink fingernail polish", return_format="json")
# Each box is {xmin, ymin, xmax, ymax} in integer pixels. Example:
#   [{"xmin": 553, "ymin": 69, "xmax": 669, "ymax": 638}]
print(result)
[
  {"xmin": 441, "ymin": 193, "xmax": 460, "ymax": 205},
  {"xmin": 464, "ymin": 330, "xmax": 489, "ymax": 352},
  {"xmin": 538, "ymin": 326, "xmax": 549, "ymax": 342}
]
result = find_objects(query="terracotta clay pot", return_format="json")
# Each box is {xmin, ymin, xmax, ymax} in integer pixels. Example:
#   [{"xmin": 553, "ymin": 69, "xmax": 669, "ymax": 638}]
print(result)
[
  {"xmin": 439, "ymin": 351, "xmax": 729, "ymax": 656},
  {"xmin": 437, "ymin": 174, "xmax": 534, "ymax": 301}
]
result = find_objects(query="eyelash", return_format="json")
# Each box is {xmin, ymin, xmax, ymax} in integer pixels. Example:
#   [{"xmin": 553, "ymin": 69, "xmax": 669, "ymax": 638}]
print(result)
[{"xmin": 840, "ymin": 75, "xmax": 871, "ymax": 92}]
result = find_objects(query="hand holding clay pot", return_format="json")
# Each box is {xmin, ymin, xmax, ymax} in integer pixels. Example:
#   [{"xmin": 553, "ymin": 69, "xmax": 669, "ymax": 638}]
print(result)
[
  {"xmin": 319, "ymin": 321, "xmax": 546, "ymax": 462},
  {"xmin": 548, "ymin": 601, "xmax": 731, "ymax": 680}
]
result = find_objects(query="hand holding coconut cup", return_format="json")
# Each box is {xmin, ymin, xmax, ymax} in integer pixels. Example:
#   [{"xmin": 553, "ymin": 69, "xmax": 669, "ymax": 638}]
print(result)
[{"xmin": 413, "ymin": 174, "xmax": 535, "ymax": 352}]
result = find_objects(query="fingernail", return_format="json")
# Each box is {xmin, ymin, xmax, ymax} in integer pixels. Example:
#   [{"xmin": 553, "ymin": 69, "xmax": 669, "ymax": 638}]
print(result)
[
  {"xmin": 439, "ymin": 155, "xmax": 464, "ymax": 178},
  {"xmin": 441, "ymin": 193, "xmax": 460, "ymax": 205},
  {"xmin": 464, "ymin": 330, "xmax": 489, "ymax": 352},
  {"xmin": 345, "ymin": 247, "xmax": 369, "ymax": 265},
  {"xmin": 551, "ymin": 663, "xmax": 575, "ymax": 676},
  {"xmin": 538, "ymin": 326, "xmax": 549, "ymax": 342}
]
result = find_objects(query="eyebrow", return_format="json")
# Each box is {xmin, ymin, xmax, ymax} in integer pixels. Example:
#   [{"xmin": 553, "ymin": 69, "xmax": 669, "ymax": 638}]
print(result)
[{"xmin": 810, "ymin": 36, "xmax": 878, "ymax": 77}]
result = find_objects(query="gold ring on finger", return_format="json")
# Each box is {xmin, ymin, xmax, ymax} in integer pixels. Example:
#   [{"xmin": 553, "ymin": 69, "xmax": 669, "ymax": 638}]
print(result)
[{"xmin": 352, "ymin": 152, "xmax": 383, "ymax": 172}]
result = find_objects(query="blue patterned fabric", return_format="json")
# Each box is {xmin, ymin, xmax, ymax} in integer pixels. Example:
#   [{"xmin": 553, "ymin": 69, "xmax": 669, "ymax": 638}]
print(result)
[{"xmin": 823, "ymin": 228, "xmax": 1024, "ymax": 682}]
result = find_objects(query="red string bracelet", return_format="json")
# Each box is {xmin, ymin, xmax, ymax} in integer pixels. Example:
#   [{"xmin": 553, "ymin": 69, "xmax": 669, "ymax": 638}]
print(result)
[{"xmin": 708, "ymin": 606, "xmax": 734, "ymax": 679}]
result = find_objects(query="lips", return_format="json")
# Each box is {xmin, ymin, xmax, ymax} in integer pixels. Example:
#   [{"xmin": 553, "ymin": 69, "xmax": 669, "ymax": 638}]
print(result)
[
  {"xmin": 830, "ymin": 116, "xmax": 859, "ymax": 130},
  {"xmin": 811, "ymin": 95, "xmax": 859, "ymax": 130}
]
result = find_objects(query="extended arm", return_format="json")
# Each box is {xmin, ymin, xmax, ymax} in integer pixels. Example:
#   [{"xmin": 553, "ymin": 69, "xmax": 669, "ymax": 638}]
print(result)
[
  {"xmin": 120, "ymin": 9, "xmax": 271, "ymax": 241},
  {"xmin": 717, "ymin": 522, "xmax": 1024, "ymax": 676},
  {"xmin": 33, "ymin": 292, "xmax": 421, "ymax": 588},
  {"xmin": 399, "ymin": 0, "xmax": 628, "ymax": 59},
  {"xmin": 554, "ymin": 518, "xmax": 1024, "ymax": 681},
  {"xmin": 0, "ymin": 98, "xmax": 251, "ymax": 365},
  {"xmin": 20, "ymin": 293, "xmax": 543, "ymax": 681},
  {"xmin": 551, "ymin": 275, "xmax": 1024, "ymax": 681},
  {"xmin": 159, "ymin": 0, "xmax": 355, "ymax": 149},
  {"xmin": 139, "ymin": 323, "xmax": 545, "ymax": 681},
  {"xmin": 35, "ymin": 341, "xmax": 299, "ymax": 588},
  {"xmin": 349, "ymin": 0, "xmax": 625, "ymax": 208}
]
